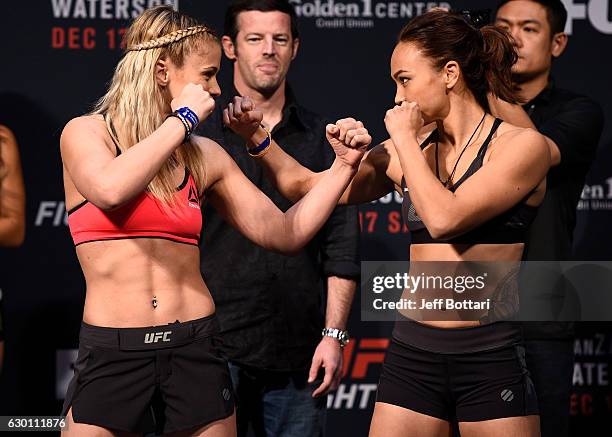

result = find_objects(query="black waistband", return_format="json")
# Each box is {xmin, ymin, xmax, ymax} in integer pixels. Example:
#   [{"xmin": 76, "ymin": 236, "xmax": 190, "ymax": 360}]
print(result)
[
  {"xmin": 409, "ymin": 225, "xmax": 529, "ymax": 245},
  {"xmin": 79, "ymin": 313, "xmax": 219, "ymax": 351},
  {"xmin": 392, "ymin": 321, "xmax": 522, "ymax": 354}
]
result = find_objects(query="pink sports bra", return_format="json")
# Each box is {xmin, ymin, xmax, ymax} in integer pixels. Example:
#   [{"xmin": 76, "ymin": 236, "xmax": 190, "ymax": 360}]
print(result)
[
  {"xmin": 67, "ymin": 128, "xmax": 203, "ymax": 247},
  {"xmin": 68, "ymin": 167, "xmax": 202, "ymax": 246}
]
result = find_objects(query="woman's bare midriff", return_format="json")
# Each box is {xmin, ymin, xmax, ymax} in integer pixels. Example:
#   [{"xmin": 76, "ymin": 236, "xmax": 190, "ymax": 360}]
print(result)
[
  {"xmin": 408, "ymin": 242, "xmax": 524, "ymax": 329},
  {"xmin": 77, "ymin": 238, "xmax": 214, "ymax": 328}
]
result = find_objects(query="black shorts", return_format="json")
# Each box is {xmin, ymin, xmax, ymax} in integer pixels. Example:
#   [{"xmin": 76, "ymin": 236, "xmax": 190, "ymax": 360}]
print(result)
[
  {"xmin": 377, "ymin": 323, "xmax": 538, "ymax": 422},
  {"xmin": 62, "ymin": 314, "xmax": 234, "ymax": 434}
]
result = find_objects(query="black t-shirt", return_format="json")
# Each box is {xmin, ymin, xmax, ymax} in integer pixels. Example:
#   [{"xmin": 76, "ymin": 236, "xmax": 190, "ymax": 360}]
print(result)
[
  {"xmin": 196, "ymin": 86, "xmax": 360, "ymax": 371},
  {"xmin": 521, "ymin": 81, "xmax": 604, "ymax": 340}
]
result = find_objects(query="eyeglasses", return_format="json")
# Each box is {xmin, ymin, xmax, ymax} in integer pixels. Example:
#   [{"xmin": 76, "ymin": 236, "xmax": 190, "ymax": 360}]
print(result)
[{"xmin": 460, "ymin": 9, "xmax": 492, "ymax": 29}]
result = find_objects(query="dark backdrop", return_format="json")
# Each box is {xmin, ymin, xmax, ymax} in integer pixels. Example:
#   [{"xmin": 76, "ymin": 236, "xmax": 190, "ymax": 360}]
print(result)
[{"xmin": 0, "ymin": 1, "xmax": 610, "ymax": 435}]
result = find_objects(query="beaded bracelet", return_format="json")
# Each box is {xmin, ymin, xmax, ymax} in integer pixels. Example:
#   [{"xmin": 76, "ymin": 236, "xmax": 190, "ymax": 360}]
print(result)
[{"xmin": 166, "ymin": 111, "xmax": 192, "ymax": 142}]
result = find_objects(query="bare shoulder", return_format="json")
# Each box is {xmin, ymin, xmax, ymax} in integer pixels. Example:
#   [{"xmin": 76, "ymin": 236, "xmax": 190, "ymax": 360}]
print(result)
[
  {"xmin": 190, "ymin": 134, "xmax": 233, "ymax": 165},
  {"xmin": 60, "ymin": 115, "xmax": 120, "ymax": 169},
  {"xmin": 369, "ymin": 138, "xmax": 397, "ymax": 157},
  {"xmin": 491, "ymin": 123, "xmax": 549, "ymax": 161},
  {"xmin": 190, "ymin": 135, "xmax": 235, "ymax": 188},
  {"xmin": 61, "ymin": 115, "xmax": 107, "ymax": 147},
  {"xmin": 62, "ymin": 114, "xmax": 105, "ymax": 135},
  {"xmin": 366, "ymin": 139, "xmax": 398, "ymax": 173},
  {"xmin": 191, "ymin": 134, "xmax": 223, "ymax": 153}
]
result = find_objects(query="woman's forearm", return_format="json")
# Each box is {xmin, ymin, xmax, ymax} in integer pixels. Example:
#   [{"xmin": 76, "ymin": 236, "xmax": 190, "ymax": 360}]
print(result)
[
  {"xmin": 91, "ymin": 118, "xmax": 187, "ymax": 207},
  {"xmin": 249, "ymin": 127, "xmax": 322, "ymax": 202},
  {"xmin": 273, "ymin": 159, "xmax": 356, "ymax": 254},
  {"xmin": 65, "ymin": 116, "xmax": 186, "ymax": 210},
  {"xmin": 393, "ymin": 134, "xmax": 456, "ymax": 238}
]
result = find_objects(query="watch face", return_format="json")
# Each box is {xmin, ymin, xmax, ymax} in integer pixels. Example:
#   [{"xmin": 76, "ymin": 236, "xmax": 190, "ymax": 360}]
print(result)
[
  {"xmin": 323, "ymin": 329, "xmax": 349, "ymax": 345},
  {"xmin": 339, "ymin": 331, "xmax": 349, "ymax": 344}
]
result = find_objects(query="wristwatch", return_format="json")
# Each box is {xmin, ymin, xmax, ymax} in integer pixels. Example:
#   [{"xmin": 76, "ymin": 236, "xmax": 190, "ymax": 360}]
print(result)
[{"xmin": 322, "ymin": 327, "xmax": 350, "ymax": 347}]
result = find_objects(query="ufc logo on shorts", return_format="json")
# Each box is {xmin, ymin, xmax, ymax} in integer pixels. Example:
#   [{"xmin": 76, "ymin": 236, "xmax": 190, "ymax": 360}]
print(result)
[{"xmin": 144, "ymin": 331, "xmax": 172, "ymax": 344}]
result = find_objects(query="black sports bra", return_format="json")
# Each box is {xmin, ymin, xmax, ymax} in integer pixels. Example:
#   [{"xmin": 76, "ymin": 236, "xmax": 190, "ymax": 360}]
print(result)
[{"xmin": 401, "ymin": 118, "xmax": 538, "ymax": 245}]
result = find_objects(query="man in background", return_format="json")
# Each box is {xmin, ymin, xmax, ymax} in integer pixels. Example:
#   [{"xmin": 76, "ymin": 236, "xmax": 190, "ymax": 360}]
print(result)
[{"xmin": 197, "ymin": 1, "xmax": 360, "ymax": 436}]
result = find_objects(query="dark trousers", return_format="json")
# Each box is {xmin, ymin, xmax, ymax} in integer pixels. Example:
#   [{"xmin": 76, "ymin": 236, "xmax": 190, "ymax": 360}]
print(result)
[
  {"xmin": 229, "ymin": 362, "xmax": 326, "ymax": 437},
  {"xmin": 524, "ymin": 338, "xmax": 575, "ymax": 437}
]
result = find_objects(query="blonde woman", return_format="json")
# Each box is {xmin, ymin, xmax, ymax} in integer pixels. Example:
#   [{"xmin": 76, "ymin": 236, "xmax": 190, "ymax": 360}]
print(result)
[
  {"xmin": 60, "ymin": 6, "xmax": 370, "ymax": 437},
  {"xmin": 0, "ymin": 124, "xmax": 26, "ymax": 376}
]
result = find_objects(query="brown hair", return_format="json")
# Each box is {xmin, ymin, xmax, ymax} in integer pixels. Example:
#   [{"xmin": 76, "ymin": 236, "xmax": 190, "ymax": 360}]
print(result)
[{"xmin": 398, "ymin": 9, "xmax": 520, "ymax": 110}]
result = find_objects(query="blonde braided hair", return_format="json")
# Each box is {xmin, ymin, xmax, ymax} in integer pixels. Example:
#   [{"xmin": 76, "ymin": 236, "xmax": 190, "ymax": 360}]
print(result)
[
  {"xmin": 91, "ymin": 5, "xmax": 219, "ymax": 203},
  {"xmin": 127, "ymin": 25, "xmax": 212, "ymax": 51}
]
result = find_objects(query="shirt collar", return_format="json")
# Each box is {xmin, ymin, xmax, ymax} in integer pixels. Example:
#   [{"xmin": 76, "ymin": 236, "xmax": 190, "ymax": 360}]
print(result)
[
  {"xmin": 276, "ymin": 84, "xmax": 307, "ymax": 132},
  {"xmin": 524, "ymin": 77, "xmax": 555, "ymax": 107}
]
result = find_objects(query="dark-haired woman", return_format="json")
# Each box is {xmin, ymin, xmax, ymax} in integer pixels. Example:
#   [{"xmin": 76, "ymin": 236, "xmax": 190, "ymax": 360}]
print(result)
[{"xmin": 225, "ymin": 9, "xmax": 549, "ymax": 437}]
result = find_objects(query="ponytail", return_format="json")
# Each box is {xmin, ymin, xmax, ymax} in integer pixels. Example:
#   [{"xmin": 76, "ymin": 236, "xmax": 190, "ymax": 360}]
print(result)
[
  {"xmin": 480, "ymin": 25, "xmax": 521, "ymax": 104},
  {"xmin": 398, "ymin": 9, "xmax": 522, "ymax": 110}
]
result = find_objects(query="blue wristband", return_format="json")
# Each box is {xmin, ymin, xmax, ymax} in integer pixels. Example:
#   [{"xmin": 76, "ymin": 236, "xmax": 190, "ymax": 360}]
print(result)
[
  {"xmin": 177, "ymin": 107, "xmax": 198, "ymax": 127},
  {"xmin": 247, "ymin": 128, "xmax": 271, "ymax": 156},
  {"xmin": 176, "ymin": 107, "xmax": 200, "ymax": 129}
]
